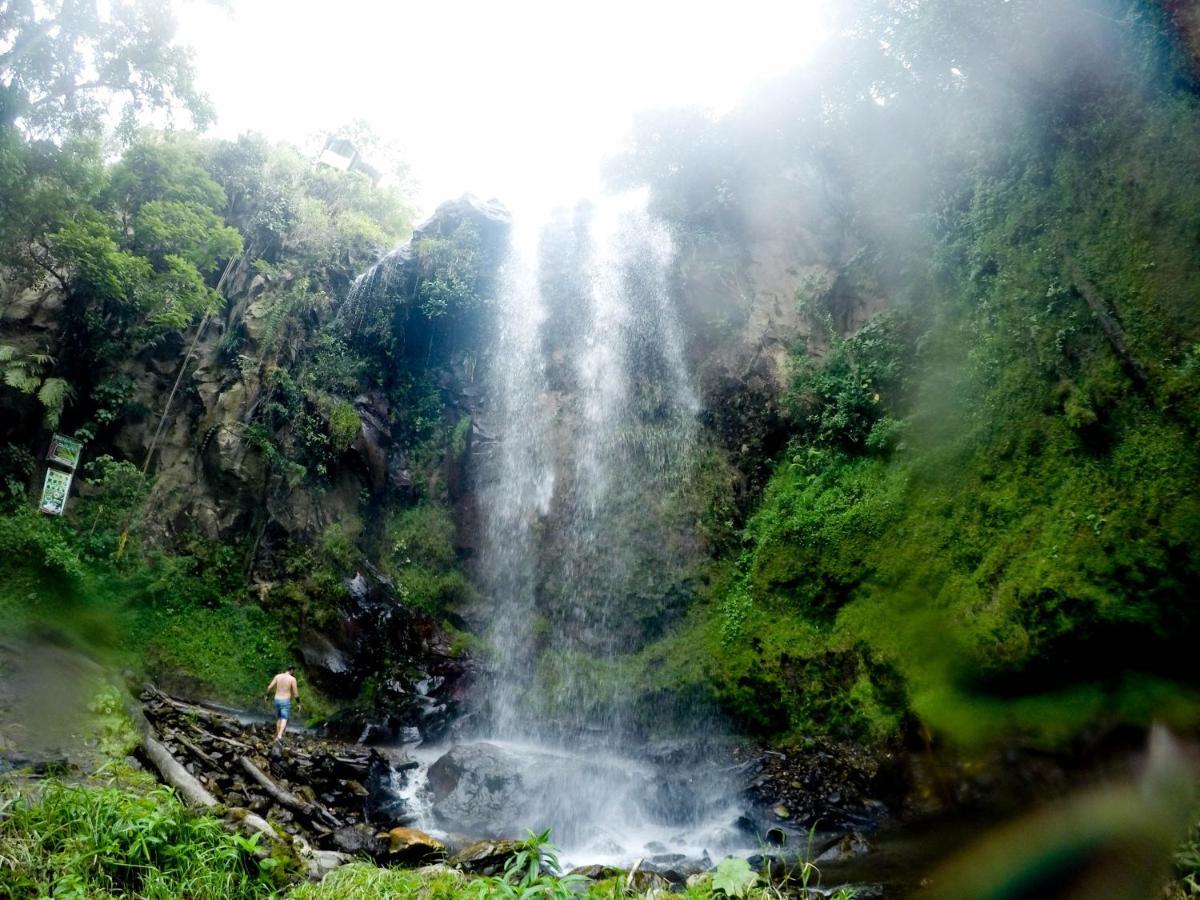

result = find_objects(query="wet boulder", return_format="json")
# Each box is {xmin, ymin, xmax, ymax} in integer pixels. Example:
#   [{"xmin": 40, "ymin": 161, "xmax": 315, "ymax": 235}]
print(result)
[
  {"xmin": 387, "ymin": 826, "xmax": 445, "ymax": 864},
  {"xmin": 569, "ymin": 864, "xmax": 623, "ymax": 881},
  {"xmin": 332, "ymin": 824, "xmax": 386, "ymax": 860},
  {"xmin": 426, "ymin": 742, "xmax": 527, "ymax": 834},
  {"xmin": 448, "ymin": 838, "xmax": 524, "ymax": 876},
  {"xmin": 627, "ymin": 869, "xmax": 670, "ymax": 892},
  {"xmin": 364, "ymin": 757, "xmax": 413, "ymax": 828},
  {"xmin": 814, "ymin": 831, "xmax": 870, "ymax": 865}
]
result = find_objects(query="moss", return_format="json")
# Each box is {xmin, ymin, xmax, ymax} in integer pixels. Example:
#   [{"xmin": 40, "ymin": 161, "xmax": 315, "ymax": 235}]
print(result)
[
  {"xmin": 319, "ymin": 518, "xmax": 364, "ymax": 572},
  {"xmin": 326, "ymin": 398, "xmax": 361, "ymax": 450},
  {"xmin": 383, "ymin": 503, "xmax": 471, "ymax": 617},
  {"xmin": 635, "ymin": 70, "xmax": 1200, "ymax": 748}
]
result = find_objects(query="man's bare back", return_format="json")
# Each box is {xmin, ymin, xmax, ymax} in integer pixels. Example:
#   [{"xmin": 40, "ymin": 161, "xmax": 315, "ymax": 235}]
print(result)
[
  {"xmin": 267, "ymin": 666, "xmax": 300, "ymax": 741},
  {"xmin": 269, "ymin": 671, "xmax": 298, "ymax": 700}
]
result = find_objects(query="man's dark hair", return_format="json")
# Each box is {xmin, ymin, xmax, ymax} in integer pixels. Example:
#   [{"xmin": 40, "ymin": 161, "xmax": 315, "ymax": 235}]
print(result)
[{"xmin": 286, "ymin": 665, "xmax": 295, "ymax": 672}]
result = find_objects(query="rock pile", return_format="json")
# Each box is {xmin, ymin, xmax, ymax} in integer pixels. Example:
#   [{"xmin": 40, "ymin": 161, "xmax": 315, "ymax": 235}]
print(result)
[{"xmin": 138, "ymin": 687, "xmax": 434, "ymax": 865}]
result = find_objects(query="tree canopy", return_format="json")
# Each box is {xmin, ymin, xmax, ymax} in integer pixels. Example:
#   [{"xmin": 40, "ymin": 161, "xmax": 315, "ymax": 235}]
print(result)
[{"xmin": 0, "ymin": 0, "xmax": 211, "ymax": 136}]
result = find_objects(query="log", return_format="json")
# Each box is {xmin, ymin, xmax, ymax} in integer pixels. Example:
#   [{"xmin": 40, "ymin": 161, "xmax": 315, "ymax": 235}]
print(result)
[
  {"xmin": 144, "ymin": 686, "xmax": 248, "ymax": 732},
  {"xmin": 175, "ymin": 733, "xmax": 221, "ymax": 771},
  {"xmin": 238, "ymin": 756, "xmax": 343, "ymax": 830},
  {"xmin": 210, "ymin": 733, "xmax": 254, "ymax": 752},
  {"xmin": 141, "ymin": 731, "xmax": 218, "ymax": 809},
  {"xmin": 126, "ymin": 685, "xmax": 317, "ymax": 865}
]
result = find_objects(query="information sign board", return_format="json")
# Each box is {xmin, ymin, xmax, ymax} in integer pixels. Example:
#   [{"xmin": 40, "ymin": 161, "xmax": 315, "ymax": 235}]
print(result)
[{"xmin": 39, "ymin": 467, "xmax": 73, "ymax": 516}]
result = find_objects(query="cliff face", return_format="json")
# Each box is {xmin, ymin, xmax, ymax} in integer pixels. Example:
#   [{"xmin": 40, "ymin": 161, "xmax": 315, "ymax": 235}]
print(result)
[
  {"xmin": 110, "ymin": 196, "xmax": 512, "ymax": 552},
  {"xmin": 1, "ymin": 194, "xmax": 513, "ymax": 732}
]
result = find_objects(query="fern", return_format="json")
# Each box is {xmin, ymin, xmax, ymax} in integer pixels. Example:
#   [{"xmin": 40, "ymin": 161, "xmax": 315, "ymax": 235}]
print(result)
[
  {"xmin": 0, "ymin": 344, "xmax": 15, "ymax": 363},
  {"xmin": 4, "ymin": 366, "xmax": 40, "ymax": 393},
  {"xmin": 37, "ymin": 377, "xmax": 74, "ymax": 428}
]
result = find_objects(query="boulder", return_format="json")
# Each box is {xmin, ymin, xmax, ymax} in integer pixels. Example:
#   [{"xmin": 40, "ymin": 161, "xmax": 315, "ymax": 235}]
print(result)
[
  {"xmin": 427, "ymin": 742, "xmax": 526, "ymax": 834},
  {"xmin": 386, "ymin": 826, "xmax": 445, "ymax": 864},
  {"xmin": 814, "ymin": 831, "xmax": 870, "ymax": 865},
  {"xmin": 569, "ymin": 864, "xmax": 622, "ymax": 881},
  {"xmin": 332, "ymin": 824, "xmax": 385, "ymax": 859},
  {"xmin": 627, "ymin": 869, "xmax": 670, "ymax": 892},
  {"xmin": 448, "ymin": 838, "xmax": 524, "ymax": 876},
  {"xmin": 306, "ymin": 849, "xmax": 352, "ymax": 880},
  {"xmin": 365, "ymin": 757, "xmax": 412, "ymax": 828}
]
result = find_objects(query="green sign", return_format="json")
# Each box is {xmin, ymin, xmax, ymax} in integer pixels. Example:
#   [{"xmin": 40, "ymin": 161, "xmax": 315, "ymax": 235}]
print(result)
[
  {"xmin": 40, "ymin": 468, "xmax": 73, "ymax": 516},
  {"xmin": 47, "ymin": 433, "xmax": 83, "ymax": 471}
]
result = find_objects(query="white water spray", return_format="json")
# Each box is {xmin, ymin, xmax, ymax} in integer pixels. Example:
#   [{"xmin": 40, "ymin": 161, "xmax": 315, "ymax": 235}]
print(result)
[{"xmin": 428, "ymin": 191, "xmax": 744, "ymax": 863}]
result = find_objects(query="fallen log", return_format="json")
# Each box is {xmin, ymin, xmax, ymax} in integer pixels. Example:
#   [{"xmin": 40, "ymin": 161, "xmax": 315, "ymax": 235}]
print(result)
[
  {"xmin": 175, "ymin": 733, "xmax": 221, "ymax": 770},
  {"xmin": 143, "ymin": 686, "xmax": 248, "ymax": 734},
  {"xmin": 210, "ymin": 733, "xmax": 254, "ymax": 752},
  {"xmin": 141, "ymin": 731, "xmax": 218, "ymax": 809},
  {"xmin": 239, "ymin": 756, "xmax": 343, "ymax": 830}
]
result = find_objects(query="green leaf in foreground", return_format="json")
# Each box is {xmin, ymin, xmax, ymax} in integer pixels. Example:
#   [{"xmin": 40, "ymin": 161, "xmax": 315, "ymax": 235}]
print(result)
[{"xmin": 712, "ymin": 857, "xmax": 759, "ymax": 898}]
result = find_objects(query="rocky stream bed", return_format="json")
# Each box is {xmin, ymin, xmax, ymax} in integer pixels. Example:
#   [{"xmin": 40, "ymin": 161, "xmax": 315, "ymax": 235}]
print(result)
[{"xmin": 125, "ymin": 686, "xmax": 890, "ymax": 894}]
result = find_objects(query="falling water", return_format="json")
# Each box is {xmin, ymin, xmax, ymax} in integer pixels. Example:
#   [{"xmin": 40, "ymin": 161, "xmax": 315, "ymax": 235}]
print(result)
[
  {"xmin": 474, "ymin": 215, "xmax": 555, "ymax": 739},
  {"xmin": 444, "ymin": 191, "xmax": 742, "ymax": 862}
]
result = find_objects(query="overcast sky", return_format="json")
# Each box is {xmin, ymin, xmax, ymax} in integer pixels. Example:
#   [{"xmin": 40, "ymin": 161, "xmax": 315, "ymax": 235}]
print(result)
[{"xmin": 177, "ymin": 0, "xmax": 827, "ymax": 218}]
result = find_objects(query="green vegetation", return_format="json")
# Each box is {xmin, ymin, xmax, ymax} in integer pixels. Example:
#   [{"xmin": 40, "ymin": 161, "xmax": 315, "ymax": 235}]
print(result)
[
  {"xmin": 0, "ymin": 507, "xmax": 316, "ymax": 713},
  {"xmin": 0, "ymin": 775, "xmax": 859, "ymax": 900},
  {"xmin": 0, "ymin": 0, "xmax": 482, "ymax": 718},
  {"xmin": 384, "ymin": 504, "xmax": 472, "ymax": 617},
  {"xmin": 616, "ymin": 0, "xmax": 1200, "ymax": 747},
  {"xmin": 0, "ymin": 781, "xmax": 274, "ymax": 899},
  {"xmin": 3, "ymin": 0, "xmax": 1200, "ymax": 894},
  {"xmin": 0, "ymin": 677, "xmax": 285, "ymax": 899},
  {"xmin": 1175, "ymin": 822, "xmax": 1200, "ymax": 898},
  {"xmin": 458, "ymin": 829, "xmax": 585, "ymax": 899}
]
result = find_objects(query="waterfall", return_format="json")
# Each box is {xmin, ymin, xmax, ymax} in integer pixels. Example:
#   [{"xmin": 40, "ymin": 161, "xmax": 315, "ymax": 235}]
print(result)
[
  {"xmin": 449, "ymin": 191, "xmax": 738, "ymax": 861},
  {"xmin": 473, "ymin": 214, "xmax": 555, "ymax": 739}
]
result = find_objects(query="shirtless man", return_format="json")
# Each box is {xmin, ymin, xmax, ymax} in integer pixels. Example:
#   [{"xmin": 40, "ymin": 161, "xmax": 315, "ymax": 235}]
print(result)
[{"xmin": 266, "ymin": 666, "xmax": 300, "ymax": 742}]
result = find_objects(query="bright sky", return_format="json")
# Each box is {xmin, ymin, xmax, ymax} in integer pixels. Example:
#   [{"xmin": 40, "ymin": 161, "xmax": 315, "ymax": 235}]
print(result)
[{"xmin": 176, "ymin": 0, "xmax": 828, "ymax": 218}]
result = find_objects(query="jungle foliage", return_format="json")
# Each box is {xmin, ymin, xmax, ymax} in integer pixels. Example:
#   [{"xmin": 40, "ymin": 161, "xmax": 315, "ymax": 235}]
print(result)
[
  {"xmin": 0, "ymin": 0, "xmax": 491, "ymax": 710},
  {"xmin": 620, "ymin": 0, "xmax": 1200, "ymax": 745}
]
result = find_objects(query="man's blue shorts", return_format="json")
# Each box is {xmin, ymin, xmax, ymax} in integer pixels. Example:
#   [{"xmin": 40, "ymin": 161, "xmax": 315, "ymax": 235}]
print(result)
[{"xmin": 274, "ymin": 698, "xmax": 292, "ymax": 721}]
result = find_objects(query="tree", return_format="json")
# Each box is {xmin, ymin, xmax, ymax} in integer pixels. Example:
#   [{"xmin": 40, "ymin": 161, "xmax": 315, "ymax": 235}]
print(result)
[{"xmin": 0, "ymin": 0, "xmax": 211, "ymax": 137}]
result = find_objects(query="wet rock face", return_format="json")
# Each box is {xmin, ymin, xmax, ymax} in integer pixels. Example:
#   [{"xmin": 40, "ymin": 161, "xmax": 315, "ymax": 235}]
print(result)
[
  {"xmin": 299, "ymin": 567, "xmax": 474, "ymax": 735},
  {"xmin": 426, "ymin": 742, "xmax": 527, "ymax": 834},
  {"xmin": 365, "ymin": 756, "xmax": 415, "ymax": 829},
  {"xmin": 735, "ymin": 740, "xmax": 890, "ymax": 841}
]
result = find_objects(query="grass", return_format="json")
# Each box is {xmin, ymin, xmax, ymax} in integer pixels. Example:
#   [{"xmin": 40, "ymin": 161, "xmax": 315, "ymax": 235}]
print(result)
[
  {"xmin": 0, "ymin": 780, "xmax": 862, "ymax": 900},
  {"xmin": 0, "ymin": 780, "xmax": 274, "ymax": 899}
]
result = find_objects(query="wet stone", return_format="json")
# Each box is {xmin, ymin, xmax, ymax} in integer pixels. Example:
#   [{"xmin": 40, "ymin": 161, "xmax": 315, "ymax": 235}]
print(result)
[
  {"xmin": 569, "ymin": 864, "xmax": 622, "ymax": 881},
  {"xmin": 449, "ymin": 839, "xmax": 524, "ymax": 876},
  {"xmin": 386, "ymin": 826, "xmax": 445, "ymax": 865},
  {"xmin": 815, "ymin": 832, "xmax": 870, "ymax": 865}
]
